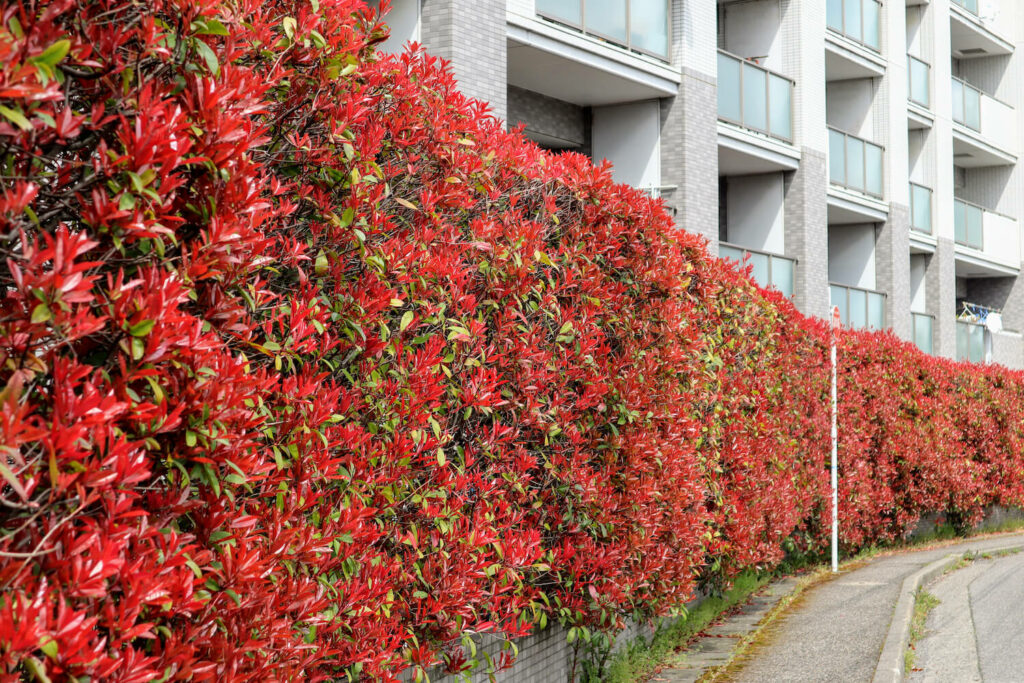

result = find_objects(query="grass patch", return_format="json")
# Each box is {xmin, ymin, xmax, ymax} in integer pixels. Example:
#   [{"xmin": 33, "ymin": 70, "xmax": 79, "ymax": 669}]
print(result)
[
  {"xmin": 904, "ymin": 588, "xmax": 940, "ymax": 673},
  {"xmin": 601, "ymin": 571, "xmax": 770, "ymax": 683}
]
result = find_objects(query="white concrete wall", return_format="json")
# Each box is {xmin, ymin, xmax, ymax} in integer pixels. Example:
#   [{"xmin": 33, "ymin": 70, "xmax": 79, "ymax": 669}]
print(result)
[
  {"xmin": 910, "ymin": 254, "xmax": 928, "ymax": 312},
  {"xmin": 828, "ymin": 223, "xmax": 877, "ymax": 289},
  {"xmin": 720, "ymin": 0, "xmax": 783, "ymax": 71},
  {"xmin": 374, "ymin": 0, "xmax": 420, "ymax": 54},
  {"xmin": 592, "ymin": 100, "xmax": 661, "ymax": 191},
  {"xmin": 826, "ymin": 79, "xmax": 876, "ymax": 139},
  {"xmin": 725, "ymin": 173, "xmax": 785, "ymax": 254}
]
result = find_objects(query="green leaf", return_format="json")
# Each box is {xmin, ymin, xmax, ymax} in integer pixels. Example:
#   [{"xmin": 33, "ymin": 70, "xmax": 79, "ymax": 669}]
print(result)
[
  {"xmin": 193, "ymin": 38, "xmax": 219, "ymax": 75},
  {"xmin": 0, "ymin": 462, "xmax": 27, "ymax": 501},
  {"xmin": 38, "ymin": 637, "xmax": 58, "ymax": 660},
  {"xmin": 30, "ymin": 303, "xmax": 51, "ymax": 324},
  {"xmin": 35, "ymin": 39, "xmax": 70, "ymax": 68},
  {"xmin": 128, "ymin": 319, "xmax": 155, "ymax": 337},
  {"xmin": 193, "ymin": 18, "xmax": 229, "ymax": 36},
  {"xmin": 23, "ymin": 657, "xmax": 51, "ymax": 683},
  {"xmin": 315, "ymin": 250, "xmax": 328, "ymax": 276},
  {"xmin": 0, "ymin": 105, "xmax": 32, "ymax": 132},
  {"xmin": 436, "ymin": 448, "xmax": 446, "ymax": 466},
  {"xmin": 282, "ymin": 16, "xmax": 297, "ymax": 39},
  {"xmin": 399, "ymin": 311, "xmax": 414, "ymax": 332}
]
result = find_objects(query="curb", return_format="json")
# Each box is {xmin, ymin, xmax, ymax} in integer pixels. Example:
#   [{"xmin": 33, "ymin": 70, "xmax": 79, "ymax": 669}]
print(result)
[{"xmin": 871, "ymin": 540, "xmax": 1024, "ymax": 683}]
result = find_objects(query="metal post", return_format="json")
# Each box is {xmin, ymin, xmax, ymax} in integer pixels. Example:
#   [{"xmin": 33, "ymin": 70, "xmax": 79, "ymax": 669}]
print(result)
[{"xmin": 830, "ymin": 305, "xmax": 841, "ymax": 573}]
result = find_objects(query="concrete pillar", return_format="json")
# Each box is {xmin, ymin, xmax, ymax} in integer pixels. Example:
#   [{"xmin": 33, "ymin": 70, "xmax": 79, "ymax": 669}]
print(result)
[
  {"xmin": 927, "ymin": 238, "xmax": 958, "ymax": 359},
  {"xmin": 784, "ymin": 150, "xmax": 830, "ymax": 319},
  {"xmin": 875, "ymin": 205, "xmax": 913, "ymax": 339},
  {"xmin": 420, "ymin": 0, "xmax": 507, "ymax": 120}
]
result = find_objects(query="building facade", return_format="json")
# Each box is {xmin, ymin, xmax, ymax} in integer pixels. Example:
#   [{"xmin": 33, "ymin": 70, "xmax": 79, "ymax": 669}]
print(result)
[{"xmin": 377, "ymin": 0, "xmax": 1024, "ymax": 368}]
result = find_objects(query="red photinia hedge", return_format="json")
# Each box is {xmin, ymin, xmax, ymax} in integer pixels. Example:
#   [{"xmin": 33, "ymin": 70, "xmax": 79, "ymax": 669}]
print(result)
[{"xmin": 2, "ymin": 0, "xmax": 1024, "ymax": 680}]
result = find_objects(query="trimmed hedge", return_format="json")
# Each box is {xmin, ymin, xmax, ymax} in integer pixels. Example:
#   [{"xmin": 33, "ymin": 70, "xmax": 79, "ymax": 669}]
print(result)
[{"xmin": 1, "ymin": 0, "xmax": 1023, "ymax": 680}]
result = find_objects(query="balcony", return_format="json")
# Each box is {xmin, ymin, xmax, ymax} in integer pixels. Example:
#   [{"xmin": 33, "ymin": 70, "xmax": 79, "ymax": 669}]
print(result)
[
  {"xmin": 831, "ymin": 283, "xmax": 885, "ymax": 330},
  {"xmin": 720, "ymin": 244, "xmax": 795, "ymax": 298},
  {"xmin": 717, "ymin": 51, "xmax": 794, "ymax": 144},
  {"xmin": 951, "ymin": 78, "xmax": 1018, "ymax": 166},
  {"xmin": 828, "ymin": 128, "xmax": 884, "ymax": 199},
  {"xmin": 950, "ymin": 0, "xmax": 1013, "ymax": 59},
  {"xmin": 912, "ymin": 312, "xmax": 935, "ymax": 355},
  {"xmin": 535, "ymin": 0, "xmax": 669, "ymax": 60},
  {"xmin": 826, "ymin": 0, "xmax": 881, "ymax": 52},
  {"xmin": 907, "ymin": 55, "xmax": 930, "ymax": 109},
  {"xmin": 953, "ymin": 198, "xmax": 1021, "ymax": 274},
  {"xmin": 910, "ymin": 183, "xmax": 932, "ymax": 234},
  {"xmin": 956, "ymin": 319, "xmax": 987, "ymax": 363}
]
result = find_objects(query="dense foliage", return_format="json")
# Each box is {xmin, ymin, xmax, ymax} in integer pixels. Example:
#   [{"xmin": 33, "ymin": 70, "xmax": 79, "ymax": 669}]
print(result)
[{"xmin": 2, "ymin": 0, "xmax": 1023, "ymax": 680}]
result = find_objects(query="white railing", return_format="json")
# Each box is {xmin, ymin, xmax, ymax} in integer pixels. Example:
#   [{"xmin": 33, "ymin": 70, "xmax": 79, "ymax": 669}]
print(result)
[
  {"xmin": 826, "ymin": 0, "xmax": 881, "ymax": 51},
  {"xmin": 910, "ymin": 183, "xmax": 932, "ymax": 234},
  {"xmin": 954, "ymin": 198, "xmax": 1020, "ymax": 268},
  {"xmin": 908, "ymin": 55, "xmax": 930, "ymax": 108},
  {"xmin": 828, "ymin": 128, "xmax": 884, "ymax": 198},
  {"xmin": 912, "ymin": 313, "xmax": 934, "ymax": 355},
  {"xmin": 952, "ymin": 77, "xmax": 1018, "ymax": 154},
  {"xmin": 717, "ymin": 51, "xmax": 795, "ymax": 143},
  {"xmin": 536, "ymin": 0, "xmax": 670, "ymax": 59},
  {"xmin": 830, "ymin": 283, "xmax": 885, "ymax": 330},
  {"xmin": 720, "ymin": 244, "xmax": 796, "ymax": 298}
]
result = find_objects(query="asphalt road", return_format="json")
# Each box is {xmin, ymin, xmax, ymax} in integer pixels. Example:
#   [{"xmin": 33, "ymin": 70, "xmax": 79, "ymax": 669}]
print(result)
[
  {"xmin": 730, "ymin": 535, "xmax": 1024, "ymax": 683},
  {"xmin": 910, "ymin": 550, "xmax": 1024, "ymax": 683}
]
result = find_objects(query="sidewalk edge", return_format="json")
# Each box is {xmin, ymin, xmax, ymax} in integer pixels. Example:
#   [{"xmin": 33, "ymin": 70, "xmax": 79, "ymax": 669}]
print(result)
[{"xmin": 871, "ymin": 541, "xmax": 1024, "ymax": 683}]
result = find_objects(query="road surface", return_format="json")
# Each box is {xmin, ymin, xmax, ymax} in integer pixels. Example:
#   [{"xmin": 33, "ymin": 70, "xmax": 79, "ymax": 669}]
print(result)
[
  {"xmin": 909, "ymin": 550, "xmax": 1024, "ymax": 683},
  {"xmin": 726, "ymin": 535, "xmax": 1024, "ymax": 683}
]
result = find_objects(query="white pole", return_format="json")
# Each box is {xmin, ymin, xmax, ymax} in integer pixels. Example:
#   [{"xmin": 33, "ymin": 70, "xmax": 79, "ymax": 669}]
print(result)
[{"xmin": 830, "ymin": 306, "xmax": 840, "ymax": 573}]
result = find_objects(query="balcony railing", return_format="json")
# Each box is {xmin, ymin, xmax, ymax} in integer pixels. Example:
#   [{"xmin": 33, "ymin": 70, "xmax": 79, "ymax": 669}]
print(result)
[
  {"xmin": 826, "ymin": 0, "xmax": 881, "ymax": 51},
  {"xmin": 912, "ymin": 312, "xmax": 935, "ymax": 355},
  {"xmin": 956, "ymin": 320, "xmax": 986, "ymax": 363},
  {"xmin": 717, "ymin": 51, "xmax": 794, "ymax": 143},
  {"xmin": 910, "ymin": 183, "xmax": 932, "ymax": 234},
  {"xmin": 954, "ymin": 198, "xmax": 984, "ymax": 249},
  {"xmin": 830, "ymin": 283, "xmax": 885, "ymax": 330},
  {"xmin": 720, "ymin": 243, "xmax": 795, "ymax": 298},
  {"xmin": 908, "ymin": 55, "xmax": 930, "ymax": 108},
  {"xmin": 536, "ymin": 0, "xmax": 670, "ymax": 59},
  {"xmin": 952, "ymin": 77, "xmax": 981, "ymax": 131},
  {"xmin": 951, "ymin": 0, "xmax": 979, "ymax": 15},
  {"xmin": 828, "ymin": 128, "xmax": 884, "ymax": 198}
]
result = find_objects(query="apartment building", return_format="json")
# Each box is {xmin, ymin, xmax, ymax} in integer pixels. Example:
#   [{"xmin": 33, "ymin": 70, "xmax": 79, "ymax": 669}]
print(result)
[{"xmin": 375, "ymin": 0, "xmax": 1024, "ymax": 368}]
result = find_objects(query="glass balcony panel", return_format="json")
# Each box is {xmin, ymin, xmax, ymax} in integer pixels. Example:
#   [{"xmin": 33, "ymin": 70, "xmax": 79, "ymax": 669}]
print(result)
[
  {"xmin": 844, "ymin": 0, "xmax": 863, "ymax": 42},
  {"xmin": 827, "ymin": 0, "xmax": 843, "ymax": 32},
  {"xmin": 964, "ymin": 86, "xmax": 981, "ymax": 130},
  {"xmin": 911, "ymin": 184, "xmax": 932, "ymax": 233},
  {"xmin": 863, "ymin": 0, "xmax": 880, "ymax": 50},
  {"xmin": 909, "ymin": 57, "xmax": 929, "ymax": 107},
  {"xmin": 742, "ymin": 63, "xmax": 768, "ymax": 131},
  {"xmin": 718, "ymin": 54, "xmax": 742, "ymax": 123},
  {"xmin": 867, "ymin": 292, "xmax": 884, "ymax": 329},
  {"xmin": 952, "ymin": 79, "xmax": 965, "ymax": 123},
  {"xmin": 630, "ymin": 0, "xmax": 669, "ymax": 56},
  {"xmin": 768, "ymin": 74, "xmax": 792, "ymax": 140},
  {"xmin": 537, "ymin": 0, "xmax": 582, "ymax": 24},
  {"xmin": 967, "ymin": 205, "xmax": 983, "ymax": 248},
  {"xmin": 771, "ymin": 256, "xmax": 794, "ymax": 299},
  {"xmin": 913, "ymin": 314, "xmax": 933, "ymax": 354},
  {"xmin": 849, "ymin": 289, "xmax": 867, "ymax": 328},
  {"xmin": 829, "ymin": 130, "xmax": 846, "ymax": 186},
  {"xmin": 957, "ymin": 322, "xmax": 969, "ymax": 361},
  {"xmin": 970, "ymin": 324, "xmax": 985, "ymax": 362},
  {"xmin": 831, "ymin": 285, "xmax": 849, "ymax": 325},
  {"xmin": 846, "ymin": 137, "xmax": 865, "ymax": 192},
  {"xmin": 953, "ymin": 0, "xmax": 979, "ymax": 14},
  {"xmin": 748, "ymin": 251, "xmax": 770, "ymax": 287},
  {"xmin": 587, "ymin": 0, "xmax": 628, "ymax": 43},
  {"xmin": 865, "ymin": 143, "xmax": 883, "ymax": 196},
  {"xmin": 954, "ymin": 200, "xmax": 967, "ymax": 244},
  {"xmin": 720, "ymin": 244, "xmax": 744, "ymax": 263}
]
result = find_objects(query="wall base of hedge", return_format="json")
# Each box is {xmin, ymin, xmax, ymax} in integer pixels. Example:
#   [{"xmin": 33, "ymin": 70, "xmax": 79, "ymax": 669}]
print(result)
[{"xmin": 903, "ymin": 506, "xmax": 1024, "ymax": 542}]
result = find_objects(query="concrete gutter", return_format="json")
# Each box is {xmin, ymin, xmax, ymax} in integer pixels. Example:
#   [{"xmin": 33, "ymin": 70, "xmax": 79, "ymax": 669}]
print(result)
[{"xmin": 872, "ymin": 540, "xmax": 1024, "ymax": 683}]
